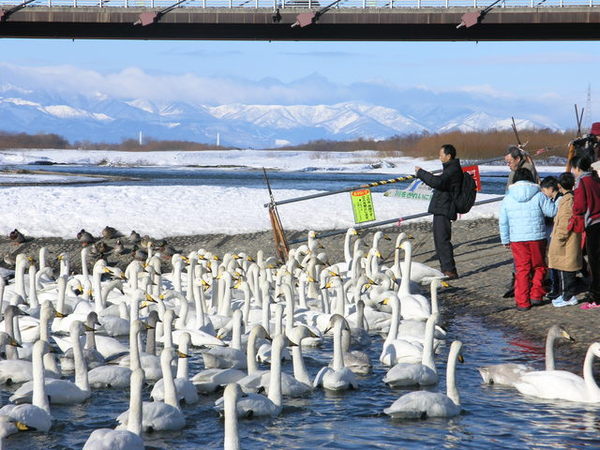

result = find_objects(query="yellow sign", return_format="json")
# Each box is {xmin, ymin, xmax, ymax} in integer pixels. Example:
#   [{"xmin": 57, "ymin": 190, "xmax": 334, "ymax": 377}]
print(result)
[{"xmin": 351, "ymin": 189, "xmax": 376, "ymax": 224}]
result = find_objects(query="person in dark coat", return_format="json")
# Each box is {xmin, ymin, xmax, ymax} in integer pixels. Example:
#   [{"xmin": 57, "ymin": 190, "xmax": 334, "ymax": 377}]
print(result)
[{"xmin": 414, "ymin": 144, "xmax": 463, "ymax": 279}]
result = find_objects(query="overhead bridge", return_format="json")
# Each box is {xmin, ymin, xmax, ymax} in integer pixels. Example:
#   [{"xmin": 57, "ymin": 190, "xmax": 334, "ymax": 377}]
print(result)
[{"xmin": 0, "ymin": 0, "xmax": 599, "ymax": 40}]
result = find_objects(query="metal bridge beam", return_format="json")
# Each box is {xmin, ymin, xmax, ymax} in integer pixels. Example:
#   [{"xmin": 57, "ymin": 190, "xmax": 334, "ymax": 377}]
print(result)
[{"xmin": 0, "ymin": 7, "xmax": 600, "ymax": 40}]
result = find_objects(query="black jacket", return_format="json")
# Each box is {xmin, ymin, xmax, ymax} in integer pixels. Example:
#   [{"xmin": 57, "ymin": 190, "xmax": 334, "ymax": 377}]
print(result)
[{"xmin": 416, "ymin": 158, "xmax": 463, "ymax": 220}]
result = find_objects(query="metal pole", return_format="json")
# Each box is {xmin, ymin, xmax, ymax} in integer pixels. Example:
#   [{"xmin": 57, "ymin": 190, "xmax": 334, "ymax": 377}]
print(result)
[
  {"xmin": 263, "ymin": 155, "xmax": 505, "ymax": 208},
  {"xmin": 287, "ymin": 196, "xmax": 504, "ymax": 245}
]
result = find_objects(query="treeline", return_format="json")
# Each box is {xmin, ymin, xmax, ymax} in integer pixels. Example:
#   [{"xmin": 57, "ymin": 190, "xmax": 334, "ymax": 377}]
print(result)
[
  {"xmin": 275, "ymin": 129, "xmax": 576, "ymax": 160},
  {"xmin": 0, "ymin": 131, "xmax": 231, "ymax": 151},
  {"xmin": 0, "ymin": 131, "xmax": 70, "ymax": 149}
]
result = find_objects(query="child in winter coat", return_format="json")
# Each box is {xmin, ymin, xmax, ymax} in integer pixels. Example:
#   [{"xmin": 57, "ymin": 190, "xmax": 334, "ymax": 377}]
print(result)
[
  {"xmin": 499, "ymin": 168, "xmax": 558, "ymax": 311},
  {"xmin": 540, "ymin": 175, "xmax": 563, "ymax": 300},
  {"xmin": 548, "ymin": 172, "xmax": 582, "ymax": 307}
]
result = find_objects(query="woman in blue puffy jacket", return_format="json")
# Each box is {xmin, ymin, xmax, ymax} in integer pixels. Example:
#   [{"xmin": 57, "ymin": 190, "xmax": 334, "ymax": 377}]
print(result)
[{"xmin": 499, "ymin": 168, "xmax": 558, "ymax": 311}]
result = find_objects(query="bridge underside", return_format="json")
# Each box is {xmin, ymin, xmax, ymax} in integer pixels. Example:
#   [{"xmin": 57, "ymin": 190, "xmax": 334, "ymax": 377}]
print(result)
[{"xmin": 1, "ymin": 8, "xmax": 600, "ymax": 40}]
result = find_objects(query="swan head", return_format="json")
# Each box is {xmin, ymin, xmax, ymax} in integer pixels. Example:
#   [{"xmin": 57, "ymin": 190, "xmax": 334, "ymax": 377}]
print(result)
[
  {"xmin": 0, "ymin": 331, "xmax": 20, "ymax": 348},
  {"xmin": 591, "ymin": 342, "xmax": 600, "ymax": 359},
  {"xmin": 289, "ymin": 324, "xmax": 319, "ymax": 345},
  {"xmin": 450, "ymin": 340, "xmax": 465, "ymax": 364},
  {"xmin": 324, "ymin": 314, "xmax": 350, "ymax": 334},
  {"xmin": 548, "ymin": 324, "xmax": 575, "ymax": 342},
  {"xmin": 86, "ymin": 311, "xmax": 101, "ymax": 329},
  {"xmin": 249, "ymin": 324, "xmax": 270, "ymax": 341}
]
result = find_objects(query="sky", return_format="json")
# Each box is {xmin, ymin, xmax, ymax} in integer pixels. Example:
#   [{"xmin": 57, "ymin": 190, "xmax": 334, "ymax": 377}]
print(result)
[{"xmin": 1, "ymin": 38, "xmax": 600, "ymax": 130}]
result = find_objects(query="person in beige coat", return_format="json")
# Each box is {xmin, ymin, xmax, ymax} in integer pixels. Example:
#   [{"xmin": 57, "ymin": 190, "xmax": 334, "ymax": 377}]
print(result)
[{"xmin": 548, "ymin": 172, "xmax": 582, "ymax": 307}]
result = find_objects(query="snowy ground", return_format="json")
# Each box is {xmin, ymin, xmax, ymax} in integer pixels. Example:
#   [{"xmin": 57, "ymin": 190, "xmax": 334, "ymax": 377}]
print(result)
[{"xmin": 0, "ymin": 149, "xmax": 566, "ymax": 239}]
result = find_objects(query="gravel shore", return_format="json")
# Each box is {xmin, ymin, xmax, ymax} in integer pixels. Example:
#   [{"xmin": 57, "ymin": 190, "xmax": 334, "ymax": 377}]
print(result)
[{"xmin": 2, "ymin": 218, "xmax": 597, "ymax": 363}]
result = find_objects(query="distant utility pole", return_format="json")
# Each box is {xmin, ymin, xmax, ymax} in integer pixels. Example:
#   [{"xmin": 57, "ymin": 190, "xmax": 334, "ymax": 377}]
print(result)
[
  {"xmin": 584, "ymin": 83, "xmax": 592, "ymax": 132},
  {"xmin": 216, "ymin": 132, "xmax": 221, "ymax": 147},
  {"xmin": 139, "ymin": 130, "xmax": 143, "ymax": 146}
]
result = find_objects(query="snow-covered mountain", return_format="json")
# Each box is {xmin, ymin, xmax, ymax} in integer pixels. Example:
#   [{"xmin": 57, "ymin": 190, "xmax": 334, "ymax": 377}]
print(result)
[{"xmin": 0, "ymin": 86, "xmax": 561, "ymax": 148}]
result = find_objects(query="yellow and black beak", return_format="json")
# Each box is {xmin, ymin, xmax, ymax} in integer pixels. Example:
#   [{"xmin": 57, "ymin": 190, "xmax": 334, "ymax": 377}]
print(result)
[
  {"xmin": 177, "ymin": 351, "xmax": 191, "ymax": 358},
  {"xmin": 15, "ymin": 422, "xmax": 29, "ymax": 431},
  {"xmin": 55, "ymin": 311, "xmax": 67, "ymax": 319}
]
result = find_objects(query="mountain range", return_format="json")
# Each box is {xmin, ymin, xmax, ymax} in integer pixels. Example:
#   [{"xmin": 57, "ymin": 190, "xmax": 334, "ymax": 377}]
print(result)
[{"xmin": 0, "ymin": 84, "xmax": 562, "ymax": 148}]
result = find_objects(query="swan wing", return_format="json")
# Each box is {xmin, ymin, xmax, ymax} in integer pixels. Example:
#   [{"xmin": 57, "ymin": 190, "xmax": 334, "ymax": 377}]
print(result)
[
  {"xmin": 0, "ymin": 404, "xmax": 52, "ymax": 432},
  {"xmin": 477, "ymin": 363, "xmax": 531, "ymax": 386},
  {"xmin": 83, "ymin": 429, "xmax": 144, "ymax": 450},
  {"xmin": 514, "ymin": 370, "xmax": 592, "ymax": 402}
]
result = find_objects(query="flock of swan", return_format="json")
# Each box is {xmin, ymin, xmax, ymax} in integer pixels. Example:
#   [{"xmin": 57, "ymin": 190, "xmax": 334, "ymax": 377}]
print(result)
[{"xmin": 0, "ymin": 226, "xmax": 598, "ymax": 449}]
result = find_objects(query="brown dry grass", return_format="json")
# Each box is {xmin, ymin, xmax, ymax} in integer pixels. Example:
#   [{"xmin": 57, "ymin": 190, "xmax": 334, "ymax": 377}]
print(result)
[{"xmin": 276, "ymin": 129, "xmax": 575, "ymax": 160}]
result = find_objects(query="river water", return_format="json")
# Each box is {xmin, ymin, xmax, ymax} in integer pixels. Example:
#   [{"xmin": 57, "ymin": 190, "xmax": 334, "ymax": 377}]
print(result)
[
  {"xmin": 3, "ymin": 165, "xmax": 599, "ymax": 449},
  {"xmin": 2, "ymin": 314, "xmax": 598, "ymax": 449},
  {"xmin": 9, "ymin": 164, "xmax": 518, "ymax": 195}
]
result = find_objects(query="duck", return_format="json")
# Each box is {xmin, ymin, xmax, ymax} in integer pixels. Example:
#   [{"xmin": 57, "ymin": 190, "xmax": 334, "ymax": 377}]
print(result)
[
  {"xmin": 384, "ymin": 341, "xmax": 464, "ymax": 419},
  {"xmin": 514, "ymin": 342, "xmax": 600, "ymax": 403},
  {"xmin": 83, "ymin": 368, "xmax": 144, "ymax": 450},
  {"xmin": 9, "ymin": 229, "xmax": 26, "ymax": 245},
  {"xmin": 77, "ymin": 229, "xmax": 95, "ymax": 247},
  {"xmin": 102, "ymin": 226, "xmax": 121, "ymax": 240},
  {"xmin": 478, "ymin": 324, "xmax": 574, "ymax": 386},
  {"xmin": 313, "ymin": 315, "xmax": 358, "ymax": 391},
  {"xmin": 128, "ymin": 230, "xmax": 141, "ymax": 244}
]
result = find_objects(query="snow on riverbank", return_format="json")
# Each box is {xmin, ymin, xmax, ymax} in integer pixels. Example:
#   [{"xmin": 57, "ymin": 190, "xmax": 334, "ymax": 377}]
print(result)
[{"xmin": 0, "ymin": 149, "xmax": 565, "ymax": 238}]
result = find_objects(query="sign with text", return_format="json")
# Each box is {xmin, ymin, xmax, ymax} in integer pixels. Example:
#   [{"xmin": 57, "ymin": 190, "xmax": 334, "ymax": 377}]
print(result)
[
  {"xmin": 462, "ymin": 165, "xmax": 482, "ymax": 191},
  {"xmin": 351, "ymin": 188, "xmax": 376, "ymax": 223},
  {"xmin": 384, "ymin": 178, "xmax": 433, "ymax": 201}
]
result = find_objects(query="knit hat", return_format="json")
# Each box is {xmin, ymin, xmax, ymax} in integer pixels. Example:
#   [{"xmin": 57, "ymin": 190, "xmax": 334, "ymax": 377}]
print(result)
[{"xmin": 590, "ymin": 122, "xmax": 600, "ymax": 135}]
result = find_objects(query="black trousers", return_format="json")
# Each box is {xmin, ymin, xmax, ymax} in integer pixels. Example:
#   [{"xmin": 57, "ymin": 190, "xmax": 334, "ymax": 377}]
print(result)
[
  {"xmin": 433, "ymin": 214, "xmax": 456, "ymax": 273},
  {"xmin": 586, "ymin": 222, "xmax": 600, "ymax": 302},
  {"xmin": 558, "ymin": 270, "xmax": 578, "ymax": 299}
]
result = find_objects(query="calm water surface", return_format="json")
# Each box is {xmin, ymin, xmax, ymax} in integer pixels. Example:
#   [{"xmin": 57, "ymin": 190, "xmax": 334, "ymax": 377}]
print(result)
[{"xmin": 3, "ymin": 314, "xmax": 599, "ymax": 449}]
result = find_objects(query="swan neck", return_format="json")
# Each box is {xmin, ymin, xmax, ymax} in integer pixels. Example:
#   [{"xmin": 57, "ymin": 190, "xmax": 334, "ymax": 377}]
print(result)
[
  {"xmin": 128, "ymin": 370, "xmax": 144, "ymax": 436},
  {"xmin": 32, "ymin": 344, "xmax": 50, "ymax": 414},
  {"xmin": 177, "ymin": 340, "xmax": 189, "ymax": 379},
  {"xmin": 291, "ymin": 344, "xmax": 311, "ymax": 385},
  {"xmin": 130, "ymin": 326, "xmax": 142, "ymax": 371},
  {"xmin": 386, "ymin": 297, "xmax": 400, "ymax": 343},
  {"xmin": 422, "ymin": 316, "xmax": 436, "ymax": 371},
  {"xmin": 268, "ymin": 337, "xmax": 283, "ymax": 408},
  {"xmin": 247, "ymin": 330, "xmax": 259, "ymax": 375},
  {"xmin": 446, "ymin": 344, "xmax": 461, "ymax": 406},
  {"xmin": 162, "ymin": 353, "xmax": 179, "ymax": 409},
  {"xmin": 332, "ymin": 322, "xmax": 345, "ymax": 371},
  {"xmin": 72, "ymin": 328, "xmax": 90, "ymax": 392},
  {"xmin": 28, "ymin": 265, "xmax": 39, "ymax": 308},
  {"xmin": 224, "ymin": 388, "xmax": 240, "ymax": 450},
  {"xmin": 545, "ymin": 330, "xmax": 557, "ymax": 371},
  {"xmin": 582, "ymin": 345, "xmax": 600, "ymax": 397}
]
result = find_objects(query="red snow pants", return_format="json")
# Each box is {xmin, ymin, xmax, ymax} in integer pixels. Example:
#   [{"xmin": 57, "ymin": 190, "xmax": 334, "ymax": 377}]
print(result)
[{"xmin": 510, "ymin": 240, "xmax": 548, "ymax": 308}]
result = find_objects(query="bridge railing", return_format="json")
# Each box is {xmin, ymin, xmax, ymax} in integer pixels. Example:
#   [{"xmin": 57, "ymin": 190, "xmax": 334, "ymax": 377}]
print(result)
[{"xmin": 0, "ymin": 0, "xmax": 596, "ymax": 9}]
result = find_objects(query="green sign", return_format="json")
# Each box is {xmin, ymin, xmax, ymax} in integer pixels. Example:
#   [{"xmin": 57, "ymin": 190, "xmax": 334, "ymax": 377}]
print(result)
[{"xmin": 351, "ymin": 189, "xmax": 376, "ymax": 223}]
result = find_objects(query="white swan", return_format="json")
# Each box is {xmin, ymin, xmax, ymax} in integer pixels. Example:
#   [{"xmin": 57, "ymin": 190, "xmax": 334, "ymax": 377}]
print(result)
[
  {"xmin": 514, "ymin": 342, "xmax": 600, "ymax": 403},
  {"xmin": 313, "ymin": 315, "xmax": 358, "ymax": 391},
  {"xmin": 0, "ymin": 340, "xmax": 52, "ymax": 432},
  {"xmin": 379, "ymin": 293, "xmax": 428, "ymax": 366},
  {"xmin": 150, "ymin": 332, "xmax": 199, "ymax": 405},
  {"xmin": 83, "ymin": 368, "xmax": 144, "ymax": 450},
  {"xmin": 383, "ymin": 313, "xmax": 439, "ymax": 387},
  {"xmin": 397, "ymin": 240, "xmax": 431, "ymax": 321},
  {"xmin": 384, "ymin": 341, "xmax": 464, "ymax": 419},
  {"xmin": 478, "ymin": 325, "xmax": 574, "ymax": 386},
  {"xmin": 117, "ymin": 348, "xmax": 186, "ymax": 431},
  {"xmin": 216, "ymin": 334, "xmax": 285, "ymax": 418},
  {"xmin": 10, "ymin": 321, "xmax": 91, "ymax": 405},
  {"xmin": 202, "ymin": 310, "xmax": 245, "ymax": 370}
]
